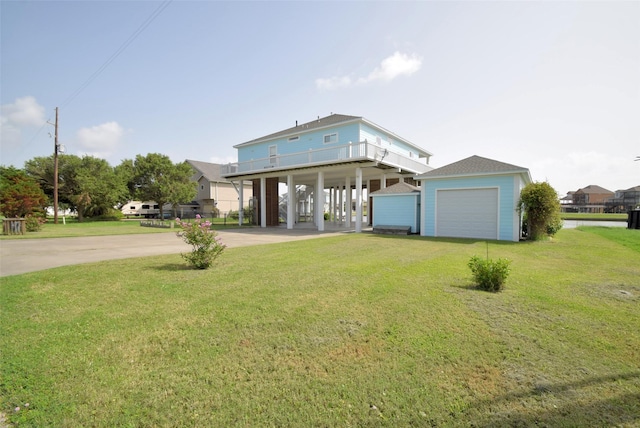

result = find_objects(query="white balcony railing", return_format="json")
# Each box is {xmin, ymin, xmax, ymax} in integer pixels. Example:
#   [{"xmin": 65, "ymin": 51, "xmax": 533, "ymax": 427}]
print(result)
[{"xmin": 221, "ymin": 141, "xmax": 430, "ymax": 176}]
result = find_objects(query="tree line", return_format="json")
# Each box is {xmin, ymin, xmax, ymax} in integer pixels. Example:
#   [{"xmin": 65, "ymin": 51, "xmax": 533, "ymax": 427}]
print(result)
[{"xmin": 0, "ymin": 153, "xmax": 196, "ymax": 222}]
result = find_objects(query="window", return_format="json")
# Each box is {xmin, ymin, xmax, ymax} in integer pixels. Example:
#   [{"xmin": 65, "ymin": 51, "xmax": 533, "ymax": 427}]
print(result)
[
  {"xmin": 201, "ymin": 185, "xmax": 204, "ymax": 190},
  {"xmin": 129, "ymin": 206, "xmax": 136, "ymax": 210},
  {"xmin": 323, "ymin": 133, "xmax": 338, "ymax": 144},
  {"xmin": 142, "ymin": 205, "xmax": 150, "ymax": 209},
  {"xmin": 269, "ymin": 145, "xmax": 277, "ymax": 165},
  {"xmin": 288, "ymin": 136, "xmax": 299, "ymax": 142},
  {"xmin": 153, "ymin": 205, "xmax": 159, "ymax": 209}
]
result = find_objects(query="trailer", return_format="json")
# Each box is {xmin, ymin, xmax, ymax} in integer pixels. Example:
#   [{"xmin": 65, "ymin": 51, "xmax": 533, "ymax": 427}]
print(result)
[{"xmin": 121, "ymin": 201, "xmax": 164, "ymax": 218}]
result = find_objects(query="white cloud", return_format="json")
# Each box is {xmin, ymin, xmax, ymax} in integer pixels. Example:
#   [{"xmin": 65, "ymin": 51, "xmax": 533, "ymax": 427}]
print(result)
[
  {"xmin": 357, "ymin": 51, "xmax": 423, "ymax": 84},
  {"xmin": 315, "ymin": 51, "xmax": 422, "ymax": 91},
  {"xmin": 0, "ymin": 96, "xmax": 46, "ymax": 149},
  {"xmin": 76, "ymin": 121, "xmax": 124, "ymax": 159}
]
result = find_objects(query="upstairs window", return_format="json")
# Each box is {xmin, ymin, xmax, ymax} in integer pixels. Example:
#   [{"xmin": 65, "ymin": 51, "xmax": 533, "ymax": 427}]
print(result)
[
  {"xmin": 288, "ymin": 136, "xmax": 299, "ymax": 142},
  {"xmin": 323, "ymin": 133, "xmax": 338, "ymax": 144}
]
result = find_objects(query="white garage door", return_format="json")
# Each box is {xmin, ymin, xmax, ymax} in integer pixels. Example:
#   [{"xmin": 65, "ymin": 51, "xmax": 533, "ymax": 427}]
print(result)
[{"xmin": 436, "ymin": 188, "xmax": 498, "ymax": 239}]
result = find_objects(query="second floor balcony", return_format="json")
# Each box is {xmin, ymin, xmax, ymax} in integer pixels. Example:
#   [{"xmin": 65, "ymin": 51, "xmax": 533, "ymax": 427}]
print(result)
[{"xmin": 221, "ymin": 141, "xmax": 431, "ymax": 178}]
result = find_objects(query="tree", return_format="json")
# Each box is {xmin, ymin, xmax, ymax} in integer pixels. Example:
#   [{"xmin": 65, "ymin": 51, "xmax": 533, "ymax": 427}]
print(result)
[
  {"xmin": 519, "ymin": 181, "xmax": 562, "ymax": 241},
  {"xmin": 25, "ymin": 155, "xmax": 128, "ymax": 221},
  {"xmin": 129, "ymin": 153, "xmax": 196, "ymax": 219},
  {"xmin": 0, "ymin": 166, "xmax": 47, "ymax": 218},
  {"xmin": 167, "ymin": 161, "xmax": 198, "ymax": 216}
]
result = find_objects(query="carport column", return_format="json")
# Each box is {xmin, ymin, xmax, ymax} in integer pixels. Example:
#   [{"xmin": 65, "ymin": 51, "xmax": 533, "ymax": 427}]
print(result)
[
  {"xmin": 355, "ymin": 167, "xmax": 363, "ymax": 233},
  {"xmin": 332, "ymin": 187, "xmax": 338, "ymax": 222},
  {"xmin": 238, "ymin": 180, "xmax": 244, "ymax": 225},
  {"xmin": 260, "ymin": 177, "xmax": 266, "ymax": 228},
  {"xmin": 345, "ymin": 176, "xmax": 351, "ymax": 228},
  {"xmin": 329, "ymin": 186, "xmax": 333, "ymax": 222},
  {"xmin": 287, "ymin": 174, "xmax": 294, "ymax": 230},
  {"xmin": 317, "ymin": 171, "xmax": 325, "ymax": 231},
  {"xmin": 338, "ymin": 185, "xmax": 343, "ymax": 223},
  {"xmin": 381, "ymin": 174, "xmax": 387, "ymax": 189}
]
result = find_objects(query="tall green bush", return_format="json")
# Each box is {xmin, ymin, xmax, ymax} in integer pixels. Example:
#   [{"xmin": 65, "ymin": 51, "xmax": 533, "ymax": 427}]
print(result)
[
  {"xmin": 519, "ymin": 182, "xmax": 562, "ymax": 240},
  {"xmin": 468, "ymin": 256, "xmax": 511, "ymax": 292}
]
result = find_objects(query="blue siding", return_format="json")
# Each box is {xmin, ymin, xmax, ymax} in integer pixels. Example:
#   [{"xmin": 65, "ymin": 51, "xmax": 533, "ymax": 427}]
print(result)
[
  {"xmin": 238, "ymin": 123, "xmax": 361, "ymax": 162},
  {"xmin": 421, "ymin": 175, "xmax": 519, "ymax": 241},
  {"xmin": 372, "ymin": 194, "xmax": 420, "ymax": 233},
  {"xmin": 359, "ymin": 123, "xmax": 419, "ymax": 159}
]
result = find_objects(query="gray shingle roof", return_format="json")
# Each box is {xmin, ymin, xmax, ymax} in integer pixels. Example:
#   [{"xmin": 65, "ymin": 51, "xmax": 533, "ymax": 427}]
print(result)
[
  {"xmin": 186, "ymin": 159, "xmax": 224, "ymax": 182},
  {"xmin": 370, "ymin": 182, "xmax": 420, "ymax": 195},
  {"xmin": 236, "ymin": 114, "xmax": 362, "ymax": 147},
  {"xmin": 575, "ymin": 185, "xmax": 613, "ymax": 194},
  {"xmin": 415, "ymin": 155, "xmax": 530, "ymax": 180}
]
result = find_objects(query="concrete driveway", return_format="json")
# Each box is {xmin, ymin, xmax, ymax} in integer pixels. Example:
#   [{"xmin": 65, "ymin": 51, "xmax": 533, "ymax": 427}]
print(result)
[{"xmin": 0, "ymin": 227, "xmax": 346, "ymax": 277}]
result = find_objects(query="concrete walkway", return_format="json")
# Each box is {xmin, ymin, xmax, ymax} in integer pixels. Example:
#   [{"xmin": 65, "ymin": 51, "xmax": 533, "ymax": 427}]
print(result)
[{"xmin": 0, "ymin": 227, "xmax": 348, "ymax": 277}]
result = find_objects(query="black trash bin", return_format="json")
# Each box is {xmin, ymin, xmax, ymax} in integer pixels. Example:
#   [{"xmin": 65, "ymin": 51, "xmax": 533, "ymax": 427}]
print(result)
[{"xmin": 628, "ymin": 210, "xmax": 640, "ymax": 229}]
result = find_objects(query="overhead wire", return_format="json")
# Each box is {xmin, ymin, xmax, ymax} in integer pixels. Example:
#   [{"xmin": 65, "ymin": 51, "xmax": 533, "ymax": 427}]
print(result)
[
  {"xmin": 60, "ymin": 0, "xmax": 173, "ymax": 109},
  {"xmin": 5, "ymin": 0, "xmax": 173, "ymax": 166}
]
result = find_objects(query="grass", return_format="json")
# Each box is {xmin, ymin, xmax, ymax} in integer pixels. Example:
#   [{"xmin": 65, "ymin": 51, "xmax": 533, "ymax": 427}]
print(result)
[
  {"xmin": 561, "ymin": 212, "xmax": 628, "ymax": 221},
  {"xmin": 1, "ymin": 228, "xmax": 639, "ymax": 426},
  {"xmin": 0, "ymin": 217, "xmax": 249, "ymax": 240}
]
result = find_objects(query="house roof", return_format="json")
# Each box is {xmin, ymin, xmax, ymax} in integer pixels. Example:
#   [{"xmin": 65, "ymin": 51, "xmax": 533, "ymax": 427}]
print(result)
[
  {"xmin": 233, "ymin": 113, "xmax": 433, "ymax": 158},
  {"xmin": 575, "ymin": 185, "xmax": 613, "ymax": 194},
  {"xmin": 415, "ymin": 155, "xmax": 531, "ymax": 181},
  {"xmin": 370, "ymin": 182, "xmax": 420, "ymax": 195},
  {"xmin": 186, "ymin": 160, "xmax": 224, "ymax": 182},
  {"xmin": 237, "ymin": 114, "xmax": 362, "ymax": 146}
]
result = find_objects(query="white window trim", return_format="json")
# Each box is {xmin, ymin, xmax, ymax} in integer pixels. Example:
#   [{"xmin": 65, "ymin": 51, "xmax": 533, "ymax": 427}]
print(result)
[
  {"xmin": 269, "ymin": 145, "xmax": 277, "ymax": 164},
  {"xmin": 323, "ymin": 132, "xmax": 338, "ymax": 144}
]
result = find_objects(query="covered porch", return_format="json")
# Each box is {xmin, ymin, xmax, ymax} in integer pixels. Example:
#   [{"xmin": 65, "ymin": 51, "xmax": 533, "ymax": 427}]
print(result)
[{"xmin": 228, "ymin": 160, "xmax": 422, "ymax": 233}]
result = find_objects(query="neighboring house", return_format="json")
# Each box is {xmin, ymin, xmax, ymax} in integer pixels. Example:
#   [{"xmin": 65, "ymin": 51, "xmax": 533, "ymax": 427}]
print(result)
[
  {"xmin": 221, "ymin": 113, "xmax": 433, "ymax": 231},
  {"xmin": 370, "ymin": 182, "xmax": 421, "ymax": 233},
  {"xmin": 604, "ymin": 185, "xmax": 640, "ymax": 213},
  {"xmin": 415, "ymin": 155, "xmax": 532, "ymax": 242},
  {"xmin": 186, "ymin": 159, "xmax": 253, "ymax": 217},
  {"xmin": 570, "ymin": 185, "xmax": 614, "ymax": 213}
]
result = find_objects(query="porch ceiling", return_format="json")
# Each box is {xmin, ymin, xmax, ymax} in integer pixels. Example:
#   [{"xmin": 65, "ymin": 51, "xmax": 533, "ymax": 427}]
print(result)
[{"xmin": 226, "ymin": 160, "xmax": 416, "ymax": 188}]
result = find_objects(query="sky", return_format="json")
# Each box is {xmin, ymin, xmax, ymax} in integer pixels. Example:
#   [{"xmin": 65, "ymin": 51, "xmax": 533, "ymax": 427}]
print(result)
[{"xmin": 1, "ymin": 0, "xmax": 638, "ymax": 197}]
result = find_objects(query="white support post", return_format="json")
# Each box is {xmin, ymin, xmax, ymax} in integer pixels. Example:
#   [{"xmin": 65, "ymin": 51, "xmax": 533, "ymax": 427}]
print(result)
[
  {"xmin": 333, "ymin": 187, "xmax": 338, "ymax": 222},
  {"xmin": 355, "ymin": 167, "xmax": 362, "ymax": 233},
  {"xmin": 338, "ymin": 186, "xmax": 343, "ymax": 223},
  {"xmin": 381, "ymin": 174, "xmax": 387, "ymax": 189},
  {"xmin": 260, "ymin": 177, "xmax": 266, "ymax": 228},
  {"xmin": 345, "ymin": 176, "xmax": 351, "ymax": 228},
  {"xmin": 238, "ymin": 181, "xmax": 244, "ymax": 225},
  {"xmin": 317, "ymin": 171, "xmax": 325, "ymax": 231},
  {"xmin": 329, "ymin": 186, "xmax": 333, "ymax": 222},
  {"xmin": 287, "ymin": 174, "xmax": 294, "ymax": 230}
]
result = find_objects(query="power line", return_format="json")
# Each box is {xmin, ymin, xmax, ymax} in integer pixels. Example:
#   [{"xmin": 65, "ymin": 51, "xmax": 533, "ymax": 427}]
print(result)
[{"xmin": 60, "ymin": 0, "xmax": 173, "ymax": 109}]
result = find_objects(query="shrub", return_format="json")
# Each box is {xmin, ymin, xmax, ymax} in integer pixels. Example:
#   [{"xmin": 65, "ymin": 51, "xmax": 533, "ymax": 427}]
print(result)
[
  {"xmin": 25, "ymin": 213, "xmax": 45, "ymax": 232},
  {"xmin": 176, "ymin": 215, "xmax": 226, "ymax": 269},
  {"xmin": 468, "ymin": 255, "xmax": 511, "ymax": 292},
  {"xmin": 519, "ymin": 182, "xmax": 562, "ymax": 240}
]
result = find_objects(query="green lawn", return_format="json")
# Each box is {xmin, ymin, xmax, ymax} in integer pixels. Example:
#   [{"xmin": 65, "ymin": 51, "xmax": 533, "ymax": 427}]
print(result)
[
  {"xmin": 561, "ymin": 212, "xmax": 628, "ymax": 221},
  {"xmin": 1, "ymin": 228, "xmax": 639, "ymax": 426},
  {"xmin": 0, "ymin": 217, "xmax": 248, "ymax": 240}
]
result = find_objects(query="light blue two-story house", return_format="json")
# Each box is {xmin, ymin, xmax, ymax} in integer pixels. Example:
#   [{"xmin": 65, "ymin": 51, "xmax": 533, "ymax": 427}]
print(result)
[{"xmin": 221, "ymin": 113, "xmax": 434, "ymax": 232}]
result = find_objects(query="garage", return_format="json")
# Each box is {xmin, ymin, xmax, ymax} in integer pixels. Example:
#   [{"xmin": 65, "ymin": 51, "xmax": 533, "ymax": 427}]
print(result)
[
  {"xmin": 416, "ymin": 156, "xmax": 532, "ymax": 242},
  {"xmin": 436, "ymin": 188, "xmax": 498, "ymax": 239}
]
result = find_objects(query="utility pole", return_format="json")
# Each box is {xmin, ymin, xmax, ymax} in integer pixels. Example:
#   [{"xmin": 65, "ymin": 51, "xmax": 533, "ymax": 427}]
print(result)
[{"xmin": 53, "ymin": 107, "xmax": 59, "ymax": 224}]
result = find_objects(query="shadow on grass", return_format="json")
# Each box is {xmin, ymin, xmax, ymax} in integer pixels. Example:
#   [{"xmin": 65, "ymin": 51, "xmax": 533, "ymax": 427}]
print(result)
[
  {"xmin": 470, "ymin": 372, "xmax": 640, "ymax": 427},
  {"xmin": 154, "ymin": 263, "xmax": 194, "ymax": 271},
  {"xmin": 368, "ymin": 233, "xmax": 516, "ymax": 246}
]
